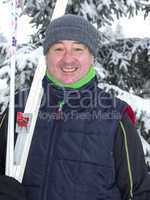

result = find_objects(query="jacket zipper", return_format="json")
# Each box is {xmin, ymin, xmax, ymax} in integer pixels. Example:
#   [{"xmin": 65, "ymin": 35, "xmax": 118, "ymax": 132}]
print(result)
[{"xmin": 40, "ymin": 101, "xmax": 64, "ymax": 200}]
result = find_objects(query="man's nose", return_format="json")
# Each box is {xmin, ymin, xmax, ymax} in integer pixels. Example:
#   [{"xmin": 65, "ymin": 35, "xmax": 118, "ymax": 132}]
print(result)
[{"xmin": 62, "ymin": 49, "xmax": 74, "ymax": 61}]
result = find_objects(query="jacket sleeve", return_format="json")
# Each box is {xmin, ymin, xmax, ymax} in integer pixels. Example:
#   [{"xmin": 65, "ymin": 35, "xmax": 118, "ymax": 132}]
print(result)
[
  {"xmin": 0, "ymin": 111, "xmax": 28, "ymax": 200},
  {"xmin": 114, "ymin": 112, "xmax": 150, "ymax": 200},
  {"xmin": 0, "ymin": 175, "xmax": 27, "ymax": 200}
]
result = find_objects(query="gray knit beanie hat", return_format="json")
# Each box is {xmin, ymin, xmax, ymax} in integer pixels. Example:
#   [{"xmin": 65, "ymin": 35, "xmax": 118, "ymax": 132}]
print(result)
[{"xmin": 43, "ymin": 14, "xmax": 99, "ymax": 57}]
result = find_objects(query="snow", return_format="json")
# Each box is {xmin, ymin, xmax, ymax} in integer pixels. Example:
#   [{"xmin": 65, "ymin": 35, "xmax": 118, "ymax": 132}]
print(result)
[
  {"xmin": 81, "ymin": 0, "xmax": 97, "ymax": 19},
  {"xmin": 0, "ymin": 46, "xmax": 43, "ymax": 114},
  {"xmin": 0, "ymin": 78, "xmax": 8, "ymax": 90},
  {"xmin": 98, "ymin": 83, "xmax": 150, "ymax": 129},
  {"xmin": 97, "ymin": 0, "xmax": 111, "ymax": 10},
  {"xmin": 16, "ymin": 46, "xmax": 43, "ymax": 70},
  {"xmin": 140, "ymin": 134, "xmax": 150, "ymax": 166},
  {"xmin": 112, "ymin": 12, "xmax": 150, "ymax": 39},
  {"xmin": 95, "ymin": 62, "xmax": 108, "ymax": 79}
]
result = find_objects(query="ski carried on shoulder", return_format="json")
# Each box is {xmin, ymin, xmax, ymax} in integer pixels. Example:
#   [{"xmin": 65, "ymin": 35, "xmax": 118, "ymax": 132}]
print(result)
[{"xmin": 6, "ymin": 0, "xmax": 69, "ymax": 183}]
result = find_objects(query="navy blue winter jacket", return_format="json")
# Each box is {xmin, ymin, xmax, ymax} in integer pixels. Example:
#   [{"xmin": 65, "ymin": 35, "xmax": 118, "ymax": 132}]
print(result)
[{"xmin": 0, "ymin": 76, "xmax": 150, "ymax": 200}]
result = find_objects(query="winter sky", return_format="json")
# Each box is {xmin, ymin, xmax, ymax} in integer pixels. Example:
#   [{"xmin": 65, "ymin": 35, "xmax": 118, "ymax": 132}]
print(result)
[{"xmin": 1, "ymin": 2, "xmax": 150, "ymax": 43}]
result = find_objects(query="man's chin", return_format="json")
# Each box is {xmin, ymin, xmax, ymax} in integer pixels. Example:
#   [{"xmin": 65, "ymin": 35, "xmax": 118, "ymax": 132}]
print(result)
[
  {"xmin": 62, "ymin": 80, "xmax": 74, "ymax": 84},
  {"xmin": 61, "ymin": 78, "xmax": 77, "ymax": 85}
]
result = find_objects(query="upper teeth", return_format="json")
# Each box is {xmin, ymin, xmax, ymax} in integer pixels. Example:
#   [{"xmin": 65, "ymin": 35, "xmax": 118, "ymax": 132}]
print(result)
[{"xmin": 62, "ymin": 67, "xmax": 76, "ymax": 72}]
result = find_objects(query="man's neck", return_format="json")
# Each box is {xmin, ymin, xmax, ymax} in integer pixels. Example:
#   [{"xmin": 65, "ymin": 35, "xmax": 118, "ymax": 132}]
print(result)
[{"xmin": 46, "ymin": 65, "xmax": 96, "ymax": 89}]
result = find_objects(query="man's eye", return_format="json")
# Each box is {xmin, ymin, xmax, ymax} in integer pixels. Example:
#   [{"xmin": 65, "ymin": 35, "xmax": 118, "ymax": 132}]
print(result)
[
  {"xmin": 74, "ymin": 48, "xmax": 84, "ymax": 51},
  {"xmin": 54, "ymin": 48, "xmax": 64, "ymax": 51}
]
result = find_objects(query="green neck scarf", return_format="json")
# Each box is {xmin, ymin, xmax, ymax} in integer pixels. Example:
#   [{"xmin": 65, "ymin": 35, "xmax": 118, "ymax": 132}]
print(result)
[{"xmin": 46, "ymin": 65, "xmax": 96, "ymax": 89}]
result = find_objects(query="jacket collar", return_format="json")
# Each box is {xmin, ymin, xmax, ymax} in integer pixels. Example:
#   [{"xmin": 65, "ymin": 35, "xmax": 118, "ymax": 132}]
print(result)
[{"xmin": 42, "ymin": 75, "xmax": 98, "ymax": 112}]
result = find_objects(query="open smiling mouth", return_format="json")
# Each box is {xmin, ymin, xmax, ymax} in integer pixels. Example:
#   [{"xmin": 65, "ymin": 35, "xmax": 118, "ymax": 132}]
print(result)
[{"xmin": 61, "ymin": 67, "xmax": 78, "ymax": 73}]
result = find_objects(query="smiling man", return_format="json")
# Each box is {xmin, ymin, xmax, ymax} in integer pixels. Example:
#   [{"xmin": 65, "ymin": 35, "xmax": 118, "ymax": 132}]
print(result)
[
  {"xmin": 0, "ymin": 14, "xmax": 150, "ymax": 200},
  {"xmin": 43, "ymin": 14, "xmax": 98, "ymax": 90},
  {"xmin": 46, "ymin": 41, "xmax": 93, "ymax": 84}
]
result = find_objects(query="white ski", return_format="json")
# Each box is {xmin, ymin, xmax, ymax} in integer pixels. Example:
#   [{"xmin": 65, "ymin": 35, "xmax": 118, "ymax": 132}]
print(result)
[
  {"xmin": 6, "ymin": 0, "xmax": 69, "ymax": 183},
  {"xmin": 6, "ymin": 0, "xmax": 22, "ymax": 178}
]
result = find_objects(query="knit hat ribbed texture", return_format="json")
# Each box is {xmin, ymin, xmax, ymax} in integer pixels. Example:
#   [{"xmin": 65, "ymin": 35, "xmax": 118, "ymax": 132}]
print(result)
[{"xmin": 43, "ymin": 14, "xmax": 99, "ymax": 56}]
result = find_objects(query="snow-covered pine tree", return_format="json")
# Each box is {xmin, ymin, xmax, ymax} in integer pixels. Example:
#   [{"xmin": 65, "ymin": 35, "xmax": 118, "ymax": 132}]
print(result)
[
  {"xmin": 22, "ymin": 0, "xmax": 150, "ymax": 99},
  {"xmin": 0, "ymin": 40, "xmax": 41, "ymax": 114},
  {"xmin": 98, "ymin": 38, "xmax": 150, "ymax": 96},
  {"xmin": 24, "ymin": 0, "xmax": 150, "ymax": 46},
  {"xmin": 114, "ymin": 23, "xmax": 124, "ymax": 39}
]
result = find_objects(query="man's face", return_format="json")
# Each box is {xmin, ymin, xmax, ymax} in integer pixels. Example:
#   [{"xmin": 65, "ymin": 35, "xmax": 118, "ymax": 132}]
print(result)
[{"xmin": 46, "ymin": 40, "xmax": 94, "ymax": 84}]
